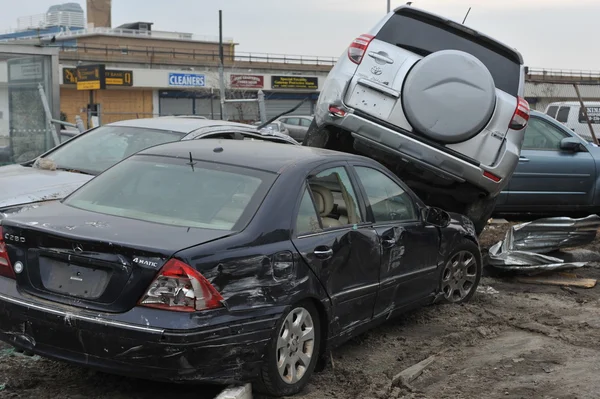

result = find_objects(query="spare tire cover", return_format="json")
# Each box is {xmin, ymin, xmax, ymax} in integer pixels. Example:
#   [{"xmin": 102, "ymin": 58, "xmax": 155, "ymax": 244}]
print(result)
[{"xmin": 402, "ymin": 50, "xmax": 496, "ymax": 144}]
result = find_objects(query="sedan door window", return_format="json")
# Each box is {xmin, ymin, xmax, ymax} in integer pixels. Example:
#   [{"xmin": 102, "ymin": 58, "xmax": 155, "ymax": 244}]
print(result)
[
  {"xmin": 300, "ymin": 118, "xmax": 312, "ymax": 127},
  {"xmin": 295, "ymin": 188, "xmax": 322, "ymax": 235},
  {"xmin": 522, "ymin": 118, "xmax": 568, "ymax": 150},
  {"xmin": 285, "ymin": 118, "xmax": 300, "ymax": 126},
  {"xmin": 307, "ymin": 167, "xmax": 362, "ymax": 228},
  {"xmin": 355, "ymin": 167, "xmax": 417, "ymax": 223}
]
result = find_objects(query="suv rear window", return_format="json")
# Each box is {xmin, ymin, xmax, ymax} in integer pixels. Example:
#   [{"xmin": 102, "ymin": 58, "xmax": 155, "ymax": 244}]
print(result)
[
  {"xmin": 376, "ymin": 11, "xmax": 521, "ymax": 96},
  {"xmin": 65, "ymin": 155, "xmax": 275, "ymax": 230}
]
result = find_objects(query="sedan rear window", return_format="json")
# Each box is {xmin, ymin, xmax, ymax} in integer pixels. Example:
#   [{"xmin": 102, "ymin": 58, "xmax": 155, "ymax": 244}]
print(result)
[
  {"xmin": 64, "ymin": 155, "xmax": 275, "ymax": 230},
  {"xmin": 376, "ymin": 11, "xmax": 521, "ymax": 96}
]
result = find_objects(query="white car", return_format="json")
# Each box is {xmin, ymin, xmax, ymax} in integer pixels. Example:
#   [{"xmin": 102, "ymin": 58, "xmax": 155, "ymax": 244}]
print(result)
[{"xmin": 0, "ymin": 118, "xmax": 298, "ymax": 217}]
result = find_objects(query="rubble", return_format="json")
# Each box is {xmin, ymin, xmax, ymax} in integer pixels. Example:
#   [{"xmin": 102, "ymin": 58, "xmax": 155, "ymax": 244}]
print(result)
[{"xmin": 488, "ymin": 215, "xmax": 600, "ymax": 274}]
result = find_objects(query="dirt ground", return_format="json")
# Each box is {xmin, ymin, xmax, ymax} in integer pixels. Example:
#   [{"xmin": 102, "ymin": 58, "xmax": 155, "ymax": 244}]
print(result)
[{"xmin": 2, "ymin": 221, "xmax": 600, "ymax": 399}]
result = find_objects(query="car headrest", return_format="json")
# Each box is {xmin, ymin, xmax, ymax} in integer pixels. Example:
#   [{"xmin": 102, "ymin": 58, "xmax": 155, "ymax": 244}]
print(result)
[{"xmin": 310, "ymin": 185, "xmax": 334, "ymax": 216}]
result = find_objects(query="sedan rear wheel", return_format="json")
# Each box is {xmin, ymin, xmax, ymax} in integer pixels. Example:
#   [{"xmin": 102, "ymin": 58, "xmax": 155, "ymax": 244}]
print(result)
[
  {"xmin": 257, "ymin": 301, "xmax": 321, "ymax": 397},
  {"xmin": 440, "ymin": 240, "xmax": 482, "ymax": 303}
]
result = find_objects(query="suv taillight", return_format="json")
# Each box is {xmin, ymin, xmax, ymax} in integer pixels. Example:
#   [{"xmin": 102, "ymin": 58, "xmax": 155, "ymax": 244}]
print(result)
[
  {"xmin": 0, "ymin": 227, "xmax": 14, "ymax": 279},
  {"xmin": 348, "ymin": 34, "xmax": 375, "ymax": 64},
  {"xmin": 138, "ymin": 259, "xmax": 223, "ymax": 312},
  {"xmin": 510, "ymin": 97, "xmax": 530, "ymax": 130}
]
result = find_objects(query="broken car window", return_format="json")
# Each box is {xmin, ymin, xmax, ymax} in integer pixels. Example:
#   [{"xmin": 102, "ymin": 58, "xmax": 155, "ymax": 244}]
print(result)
[
  {"xmin": 308, "ymin": 167, "xmax": 362, "ymax": 228},
  {"xmin": 296, "ymin": 188, "xmax": 322, "ymax": 235}
]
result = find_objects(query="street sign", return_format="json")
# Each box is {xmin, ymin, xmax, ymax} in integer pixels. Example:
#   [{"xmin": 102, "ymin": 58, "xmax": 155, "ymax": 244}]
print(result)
[{"xmin": 76, "ymin": 64, "xmax": 106, "ymax": 90}]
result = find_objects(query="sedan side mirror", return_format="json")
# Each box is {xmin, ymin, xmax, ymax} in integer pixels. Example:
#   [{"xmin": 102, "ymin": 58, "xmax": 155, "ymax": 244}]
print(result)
[
  {"xmin": 423, "ymin": 206, "xmax": 451, "ymax": 228},
  {"xmin": 560, "ymin": 137, "xmax": 583, "ymax": 152}
]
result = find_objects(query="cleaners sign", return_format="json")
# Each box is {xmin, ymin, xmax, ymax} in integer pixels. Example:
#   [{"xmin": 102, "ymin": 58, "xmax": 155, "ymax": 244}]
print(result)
[{"xmin": 168, "ymin": 73, "xmax": 205, "ymax": 88}]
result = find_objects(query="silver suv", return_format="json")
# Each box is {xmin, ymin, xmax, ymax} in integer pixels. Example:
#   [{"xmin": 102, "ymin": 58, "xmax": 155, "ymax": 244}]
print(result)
[{"xmin": 304, "ymin": 5, "xmax": 530, "ymax": 234}]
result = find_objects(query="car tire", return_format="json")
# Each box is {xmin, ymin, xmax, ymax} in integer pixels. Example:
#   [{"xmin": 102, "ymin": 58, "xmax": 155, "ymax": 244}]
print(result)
[
  {"xmin": 256, "ymin": 301, "xmax": 322, "ymax": 397},
  {"xmin": 464, "ymin": 196, "xmax": 499, "ymax": 236},
  {"xmin": 438, "ymin": 239, "xmax": 482, "ymax": 304},
  {"xmin": 302, "ymin": 119, "xmax": 329, "ymax": 147}
]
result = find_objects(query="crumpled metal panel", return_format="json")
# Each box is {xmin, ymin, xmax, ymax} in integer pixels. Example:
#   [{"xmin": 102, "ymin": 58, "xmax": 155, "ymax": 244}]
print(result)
[
  {"xmin": 488, "ymin": 215, "xmax": 600, "ymax": 274},
  {"xmin": 508, "ymin": 215, "xmax": 600, "ymax": 254}
]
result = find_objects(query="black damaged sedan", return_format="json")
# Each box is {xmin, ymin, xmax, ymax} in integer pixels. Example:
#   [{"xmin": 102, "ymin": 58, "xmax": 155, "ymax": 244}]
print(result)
[{"xmin": 0, "ymin": 139, "xmax": 481, "ymax": 397}]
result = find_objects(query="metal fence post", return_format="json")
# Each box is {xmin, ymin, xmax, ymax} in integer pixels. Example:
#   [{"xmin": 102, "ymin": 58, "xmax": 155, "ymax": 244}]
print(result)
[{"xmin": 258, "ymin": 90, "xmax": 267, "ymax": 123}]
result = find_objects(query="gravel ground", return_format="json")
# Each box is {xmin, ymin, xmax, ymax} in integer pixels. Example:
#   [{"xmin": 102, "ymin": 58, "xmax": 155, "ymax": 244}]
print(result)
[{"xmin": 2, "ymin": 221, "xmax": 600, "ymax": 399}]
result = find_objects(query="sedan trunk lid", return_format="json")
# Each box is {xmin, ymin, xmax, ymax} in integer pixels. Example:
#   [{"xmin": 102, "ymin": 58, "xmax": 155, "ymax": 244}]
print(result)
[{"xmin": 1, "ymin": 202, "xmax": 233, "ymax": 313}]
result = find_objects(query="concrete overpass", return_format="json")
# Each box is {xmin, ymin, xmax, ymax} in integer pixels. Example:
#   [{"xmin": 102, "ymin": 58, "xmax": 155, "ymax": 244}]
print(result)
[{"xmin": 525, "ymin": 68, "xmax": 600, "ymax": 111}]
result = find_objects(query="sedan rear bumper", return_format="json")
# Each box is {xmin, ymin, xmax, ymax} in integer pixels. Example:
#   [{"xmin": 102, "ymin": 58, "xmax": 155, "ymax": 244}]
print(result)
[{"xmin": 0, "ymin": 278, "xmax": 278, "ymax": 384}]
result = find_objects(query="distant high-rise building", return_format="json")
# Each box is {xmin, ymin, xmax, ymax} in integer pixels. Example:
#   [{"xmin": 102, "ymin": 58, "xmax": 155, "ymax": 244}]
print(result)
[
  {"xmin": 1, "ymin": 2, "xmax": 85, "ymax": 41},
  {"xmin": 46, "ymin": 3, "xmax": 85, "ymax": 28}
]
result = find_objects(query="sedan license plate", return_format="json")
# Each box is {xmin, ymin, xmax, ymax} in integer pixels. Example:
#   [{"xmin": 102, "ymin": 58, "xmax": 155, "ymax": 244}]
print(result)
[{"xmin": 39, "ymin": 257, "xmax": 111, "ymax": 299}]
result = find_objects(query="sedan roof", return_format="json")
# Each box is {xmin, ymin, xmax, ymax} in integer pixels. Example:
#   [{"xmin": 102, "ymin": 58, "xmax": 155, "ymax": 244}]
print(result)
[
  {"xmin": 136, "ymin": 139, "xmax": 367, "ymax": 173},
  {"xmin": 107, "ymin": 117, "xmax": 256, "ymax": 134}
]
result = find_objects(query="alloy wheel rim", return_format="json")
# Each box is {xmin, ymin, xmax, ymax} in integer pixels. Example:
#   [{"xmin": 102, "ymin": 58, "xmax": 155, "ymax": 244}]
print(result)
[
  {"xmin": 441, "ymin": 250, "xmax": 478, "ymax": 302},
  {"xmin": 276, "ymin": 307, "xmax": 315, "ymax": 385}
]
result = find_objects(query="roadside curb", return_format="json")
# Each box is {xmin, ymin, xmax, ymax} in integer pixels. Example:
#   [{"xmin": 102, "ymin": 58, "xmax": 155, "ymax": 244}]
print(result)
[{"xmin": 215, "ymin": 384, "xmax": 252, "ymax": 399}]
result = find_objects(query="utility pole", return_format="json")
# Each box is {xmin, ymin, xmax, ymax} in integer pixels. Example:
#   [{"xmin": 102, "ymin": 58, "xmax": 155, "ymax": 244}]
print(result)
[
  {"xmin": 218, "ymin": 10, "xmax": 227, "ymax": 120},
  {"xmin": 387, "ymin": 0, "xmax": 391, "ymax": 12}
]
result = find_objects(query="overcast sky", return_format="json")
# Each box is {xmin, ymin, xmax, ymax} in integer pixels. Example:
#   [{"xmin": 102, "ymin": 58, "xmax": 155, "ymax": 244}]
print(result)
[{"xmin": 0, "ymin": 0, "xmax": 598, "ymax": 70}]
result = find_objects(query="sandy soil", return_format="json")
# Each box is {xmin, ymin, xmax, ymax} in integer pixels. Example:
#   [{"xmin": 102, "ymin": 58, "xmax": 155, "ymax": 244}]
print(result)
[{"xmin": 2, "ymin": 221, "xmax": 600, "ymax": 399}]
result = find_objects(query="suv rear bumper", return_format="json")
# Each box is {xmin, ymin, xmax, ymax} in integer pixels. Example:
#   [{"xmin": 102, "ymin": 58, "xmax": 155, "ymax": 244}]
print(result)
[{"xmin": 322, "ymin": 111, "xmax": 518, "ymax": 196}]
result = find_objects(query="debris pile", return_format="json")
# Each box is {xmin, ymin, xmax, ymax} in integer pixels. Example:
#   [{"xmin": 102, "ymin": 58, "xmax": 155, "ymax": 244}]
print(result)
[{"xmin": 488, "ymin": 215, "xmax": 600, "ymax": 274}]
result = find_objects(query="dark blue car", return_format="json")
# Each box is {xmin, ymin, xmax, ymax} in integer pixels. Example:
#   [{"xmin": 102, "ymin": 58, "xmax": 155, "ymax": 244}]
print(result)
[{"xmin": 495, "ymin": 110, "xmax": 600, "ymax": 214}]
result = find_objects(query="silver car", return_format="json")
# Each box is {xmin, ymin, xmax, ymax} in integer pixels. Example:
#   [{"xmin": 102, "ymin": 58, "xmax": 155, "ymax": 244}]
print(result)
[
  {"xmin": 277, "ymin": 115, "xmax": 313, "ymax": 142},
  {"xmin": 0, "ymin": 117, "xmax": 298, "ymax": 216},
  {"xmin": 304, "ymin": 5, "xmax": 530, "ymax": 233}
]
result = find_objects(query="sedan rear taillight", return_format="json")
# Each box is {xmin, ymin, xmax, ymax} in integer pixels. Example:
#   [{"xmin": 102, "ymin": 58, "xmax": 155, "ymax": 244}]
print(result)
[
  {"xmin": 509, "ymin": 97, "xmax": 530, "ymax": 130},
  {"xmin": 348, "ymin": 34, "xmax": 375, "ymax": 64},
  {"xmin": 138, "ymin": 259, "xmax": 223, "ymax": 312},
  {"xmin": 0, "ymin": 227, "xmax": 15, "ymax": 279}
]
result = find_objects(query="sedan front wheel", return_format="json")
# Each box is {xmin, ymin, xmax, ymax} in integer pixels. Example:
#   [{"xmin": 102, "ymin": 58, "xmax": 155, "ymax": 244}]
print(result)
[{"xmin": 439, "ymin": 239, "xmax": 482, "ymax": 303}]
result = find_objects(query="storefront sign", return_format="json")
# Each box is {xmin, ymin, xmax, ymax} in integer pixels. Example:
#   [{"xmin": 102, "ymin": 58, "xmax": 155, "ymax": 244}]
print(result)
[
  {"xmin": 272, "ymin": 76, "xmax": 318, "ymax": 90},
  {"xmin": 168, "ymin": 73, "xmax": 205, "ymax": 87},
  {"xmin": 8, "ymin": 59, "xmax": 44, "ymax": 81},
  {"xmin": 230, "ymin": 74, "xmax": 264, "ymax": 89},
  {"xmin": 105, "ymin": 70, "xmax": 133, "ymax": 86},
  {"xmin": 76, "ymin": 64, "xmax": 106, "ymax": 90},
  {"xmin": 64, "ymin": 68, "xmax": 133, "ymax": 87}
]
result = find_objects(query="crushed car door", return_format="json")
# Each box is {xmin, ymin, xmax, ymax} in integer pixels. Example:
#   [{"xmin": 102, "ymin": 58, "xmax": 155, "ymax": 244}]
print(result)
[
  {"xmin": 291, "ymin": 164, "xmax": 380, "ymax": 337},
  {"xmin": 351, "ymin": 164, "xmax": 440, "ymax": 317}
]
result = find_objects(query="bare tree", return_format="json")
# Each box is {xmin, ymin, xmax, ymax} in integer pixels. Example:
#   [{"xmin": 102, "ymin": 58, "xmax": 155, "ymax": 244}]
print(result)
[{"xmin": 207, "ymin": 66, "xmax": 261, "ymax": 123}]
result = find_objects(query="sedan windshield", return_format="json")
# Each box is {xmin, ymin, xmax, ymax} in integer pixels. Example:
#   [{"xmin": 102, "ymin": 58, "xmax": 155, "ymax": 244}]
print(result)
[
  {"xmin": 35, "ymin": 126, "xmax": 185, "ymax": 175},
  {"xmin": 64, "ymin": 155, "xmax": 276, "ymax": 230}
]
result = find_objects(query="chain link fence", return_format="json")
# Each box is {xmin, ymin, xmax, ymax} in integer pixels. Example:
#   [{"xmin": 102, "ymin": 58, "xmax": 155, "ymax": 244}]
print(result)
[{"xmin": 525, "ymin": 74, "xmax": 600, "ymax": 142}]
